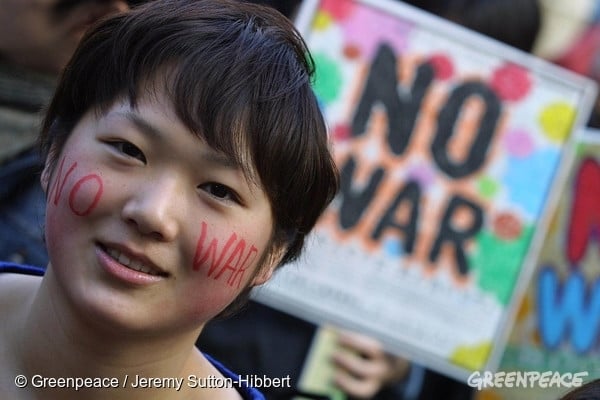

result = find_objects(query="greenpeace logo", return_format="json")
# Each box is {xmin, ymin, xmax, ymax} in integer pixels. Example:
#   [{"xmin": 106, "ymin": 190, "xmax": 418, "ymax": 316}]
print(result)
[{"xmin": 467, "ymin": 371, "xmax": 588, "ymax": 390}]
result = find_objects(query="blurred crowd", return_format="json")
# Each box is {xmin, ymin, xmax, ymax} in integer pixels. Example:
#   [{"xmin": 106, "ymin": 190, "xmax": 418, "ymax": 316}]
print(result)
[{"xmin": 1, "ymin": 1, "xmax": 598, "ymax": 399}]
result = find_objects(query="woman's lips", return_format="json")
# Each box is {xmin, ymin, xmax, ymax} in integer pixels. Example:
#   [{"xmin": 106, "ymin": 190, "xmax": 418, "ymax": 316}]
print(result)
[{"xmin": 96, "ymin": 244, "xmax": 169, "ymax": 285}]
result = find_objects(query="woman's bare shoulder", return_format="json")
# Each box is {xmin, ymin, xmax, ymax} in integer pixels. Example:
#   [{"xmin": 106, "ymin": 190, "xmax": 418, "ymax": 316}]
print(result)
[
  {"xmin": 0, "ymin": 273, "xmax": 41, "ymax": 398},
  {"xmin": 0, "ymin": 273, "xmax": 41, "ymax": 320}
]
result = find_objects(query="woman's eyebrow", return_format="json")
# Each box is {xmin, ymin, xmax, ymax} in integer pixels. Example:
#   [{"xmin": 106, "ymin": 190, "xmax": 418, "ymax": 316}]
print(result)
[
  {"xmin": 119, "ymin": 111, "xmax": 239, "ymax": 169},
  {"xmin": 121, "ymin": 111, "xmax": 163, "ymax": 141}
]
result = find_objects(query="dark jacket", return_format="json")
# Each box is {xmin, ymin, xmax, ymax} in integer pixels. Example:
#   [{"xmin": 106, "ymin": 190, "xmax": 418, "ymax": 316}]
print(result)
[{"xmin": 0, "ymin": 62, "xmax": 54, "ymax": 266}]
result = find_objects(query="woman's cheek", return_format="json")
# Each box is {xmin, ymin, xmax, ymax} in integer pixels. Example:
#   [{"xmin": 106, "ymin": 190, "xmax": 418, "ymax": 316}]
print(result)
[
  {"xmin": 45, "ymin": 157, "xmax": 106, "ymax": 248},
  {"xmin": 189, "ymin": 221, "xmax": 261, "ymax": 290},
  {"xmin": 47, "ymin": 156, "xmax": 105, "ymax": 217},
  {"xmin": 185, "ymin": 278, "xmax": 240, "ymax": 319},
  {"xmin": 67, "ymin": 173, "xmax": 104, "ymax": 216},
  {"xmin": 182, "ymin": 220, "xmax": 267, "ymax": 316}
]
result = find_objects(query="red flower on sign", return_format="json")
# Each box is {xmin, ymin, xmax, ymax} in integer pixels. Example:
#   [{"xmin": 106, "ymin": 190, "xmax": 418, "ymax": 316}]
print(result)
[
  {"xmin": 493, "ymin": 212, "xmax": 522, "ymax": 240},
  {"xmin": 490, "ymin": 63, "xmax": 532, "ymax": 101},
  {"xmin": 343, "ymin": 44, "xmax": 361, "ymax": 60},
  {"xmin": 333, "ymin": 124, "xmax": 350, "ymax": 141},
  {"xmin": 322, "ymin": 0, "xmax": 355, "ymax": 20},
  {"xmin": 428, "ymin": 54, "xmax": 454, "ymax": 80}
]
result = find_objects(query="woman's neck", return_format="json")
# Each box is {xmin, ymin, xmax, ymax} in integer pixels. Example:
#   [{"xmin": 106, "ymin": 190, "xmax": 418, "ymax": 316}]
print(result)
[{"xmin": 13, "ymin": 270, "xmax": 214, "ymax": 400}]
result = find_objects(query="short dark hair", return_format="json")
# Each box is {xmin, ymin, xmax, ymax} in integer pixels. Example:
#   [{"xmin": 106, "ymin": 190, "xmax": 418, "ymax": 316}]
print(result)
[{"xmin": 40, "ymin": 0, "xmax": 339, "ymax": 268}]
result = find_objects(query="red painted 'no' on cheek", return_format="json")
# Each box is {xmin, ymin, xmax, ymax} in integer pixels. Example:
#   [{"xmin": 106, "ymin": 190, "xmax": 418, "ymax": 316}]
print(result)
[
  {"xmin": 69, "ymin": 174, "xmax": 103, "ymax": 216},
  {"xmin": 50, "ymin": 157, "xmax": 104, "ymax": 217}
]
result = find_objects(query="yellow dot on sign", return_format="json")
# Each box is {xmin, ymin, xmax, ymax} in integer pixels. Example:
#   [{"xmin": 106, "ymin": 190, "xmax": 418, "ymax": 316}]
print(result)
[
  {"xmin": 539, "ymin": 102, "xmax": 576, "ymax": 143},
  {"xmin": 449, "ymin": 341, "xmax": 492, "ymax": 371},
  {"xmin": 313, "ymin": 11, "xmax": 333, "ymax": 31}
]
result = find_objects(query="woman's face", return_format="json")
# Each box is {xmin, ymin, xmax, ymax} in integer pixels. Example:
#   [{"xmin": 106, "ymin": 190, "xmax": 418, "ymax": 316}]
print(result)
[{"xmin": 43, "ymin": 94, "xmax": 278, "ymax": 335}]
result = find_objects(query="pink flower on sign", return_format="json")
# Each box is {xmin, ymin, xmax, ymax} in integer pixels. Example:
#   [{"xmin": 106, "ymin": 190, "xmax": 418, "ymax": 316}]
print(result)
[
  {"xmin": 504, "ymin": 128, "xmax": 534, "ymax": 158},
  {"xmin": 341, "ymin": 5, "xmax": 413, "ymax": 61},
  {"xmin": 490, "ymin": 63, "xmax": 532, "ymax": 101},
  {"xmin": 408, "ymin": 164, "xmax": 436, "ymax": 188}
]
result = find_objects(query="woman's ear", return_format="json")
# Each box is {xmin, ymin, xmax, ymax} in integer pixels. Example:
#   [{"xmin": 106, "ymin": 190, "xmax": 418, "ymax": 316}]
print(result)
[
  {"xmin": 251, "ymin": 264, "xmax": 276, "ymax": 287},
  {"xmin": 250, "ymin": 243, "xmax": 287, "ymax": 286},
  {"xmin": 40, "ymin": 147, "xmax": 59, "ymax": 195},
  {"xmin": 40, "ymin": 163, "xmax": 51, "ymax": 194}
]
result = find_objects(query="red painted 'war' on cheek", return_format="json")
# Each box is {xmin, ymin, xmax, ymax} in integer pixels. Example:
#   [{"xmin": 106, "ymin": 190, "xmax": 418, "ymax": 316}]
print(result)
[
  {"xmin": 192, "ymin": 221, "xmax": 258, "ymax": 289},
  {"xmin": 50, "ymin": 157, "xmax": 104, "ymax": 216}
]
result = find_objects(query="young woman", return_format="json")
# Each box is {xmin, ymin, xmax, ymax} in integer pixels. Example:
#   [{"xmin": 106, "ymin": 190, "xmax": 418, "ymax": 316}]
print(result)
[{"xmin": 0, "ymin": 1, "xmax": 339, "ymax": 399}]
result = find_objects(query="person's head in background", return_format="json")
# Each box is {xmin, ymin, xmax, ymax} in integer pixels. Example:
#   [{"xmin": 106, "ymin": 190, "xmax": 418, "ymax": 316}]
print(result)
[
  {"xmin": 243, "ymin": 0, "xmax": 301, "ymax": 19},
  {"xmin": 559, "ymin": 378, "xmax": 600, "ymax": 400},
  {"xmin": 403, "ymin": 0, "xmax": 541, "ymax": 52},
  {"xmin": 0, "ymin": 0, "xmax": 129, "ymax": 75}
]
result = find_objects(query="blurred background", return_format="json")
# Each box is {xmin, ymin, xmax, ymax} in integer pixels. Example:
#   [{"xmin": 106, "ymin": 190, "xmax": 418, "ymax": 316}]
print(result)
[{"xmin": 1, "ymin": 1, "xmax": 598, "ymax": 400}]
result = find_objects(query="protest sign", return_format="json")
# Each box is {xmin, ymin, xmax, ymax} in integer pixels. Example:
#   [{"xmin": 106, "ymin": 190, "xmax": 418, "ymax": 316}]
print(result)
[
  {"xmin": 476, "ymin": 130, "xmax": 600, "ymax": 399},
  {"xmin": 253, "ymin": 0, "xmax": 597, "ymax": 380}
]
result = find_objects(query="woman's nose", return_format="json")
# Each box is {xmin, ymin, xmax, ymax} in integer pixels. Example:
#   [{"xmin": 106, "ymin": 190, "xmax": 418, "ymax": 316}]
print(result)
[{"xmin": 120, "ymin": 175, "xmax": 181, "ymax": 242}]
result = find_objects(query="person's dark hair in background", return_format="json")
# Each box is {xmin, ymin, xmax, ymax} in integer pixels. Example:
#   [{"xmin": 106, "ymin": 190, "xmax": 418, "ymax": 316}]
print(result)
[
  {"xmin": 0, "ymin": 0, "xmax": 129, "ymax": 75},
  {"xmin": 559, "ymin": 378, "xmax": 600, "ymax": 400},
  {"xmin": 403, "ymin": 0, "xmax": 541, "ymax": 52},
  {"xmin": 243, "ymin": 0, "xmax": 300, "ymax": 20}
]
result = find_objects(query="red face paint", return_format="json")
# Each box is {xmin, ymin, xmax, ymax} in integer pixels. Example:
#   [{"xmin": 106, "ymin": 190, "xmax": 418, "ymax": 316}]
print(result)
[
  {"xmin": 50, "ymin": 157, "xmax": 78, "ymax": 206},
  {"xmin": 50, "ymin": 156, "xmax": 104, "ymax": 216},
  {"xmin": 193, "ymin": 221, "xmax": 258, "ymax": 288},
  {"xmin": 68, "ymin": 174, "xmax": 104, "ymax": 216}
]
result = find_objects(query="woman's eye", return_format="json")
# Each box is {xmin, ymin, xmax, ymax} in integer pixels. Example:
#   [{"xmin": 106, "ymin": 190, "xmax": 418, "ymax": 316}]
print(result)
[
  {"xmin": 200, "ymin": 182, "xmax": 239, "ymax": 202},
  {"xmin": 110, "ymin": 141, "xmax": 146, "ymax": 163}
]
